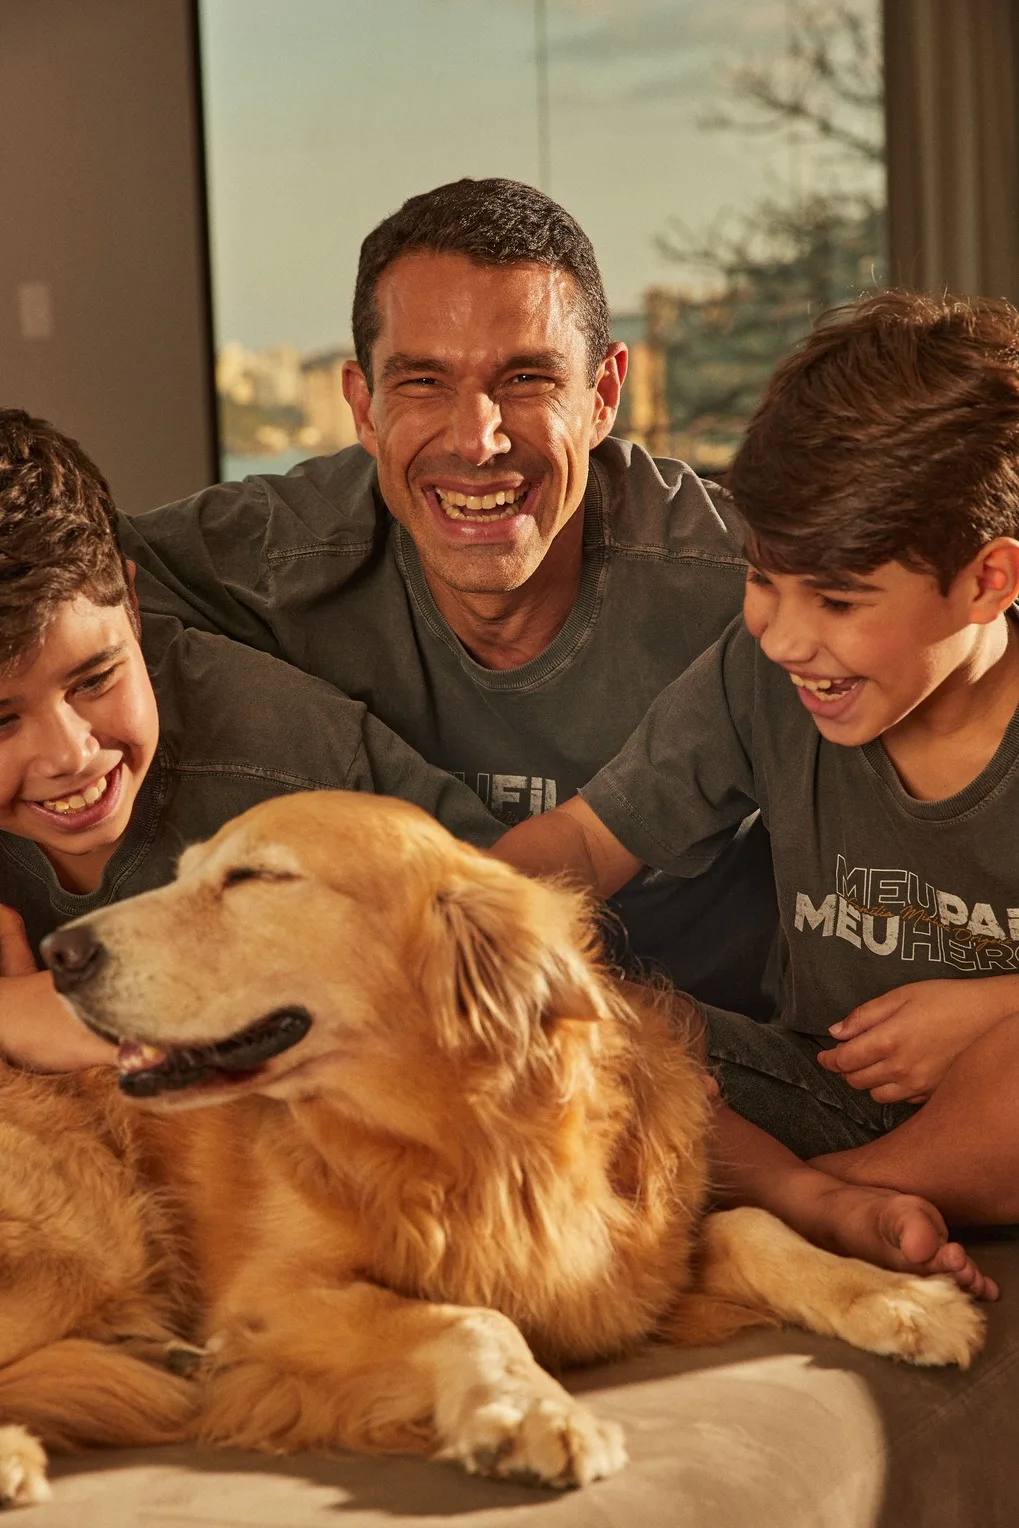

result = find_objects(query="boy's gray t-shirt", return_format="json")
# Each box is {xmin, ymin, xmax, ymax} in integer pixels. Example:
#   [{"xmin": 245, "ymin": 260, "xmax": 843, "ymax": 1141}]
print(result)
[
  {"xmin": 118, "ymin": 437, "xmax": 779, "ymax": 1016},
  {"xmin": 0, "ymin": 615, "xmax": 503, "ymax": 958},
  {"xmin": 582, "ymin": 618, "xmax": 1019, "ymax": 1036}
]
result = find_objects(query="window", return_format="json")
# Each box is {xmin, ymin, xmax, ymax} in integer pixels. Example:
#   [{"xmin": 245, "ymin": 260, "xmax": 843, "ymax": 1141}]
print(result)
[{"xmin": 199, "ymin": 0, "xmax": 884, "ymax": 479}]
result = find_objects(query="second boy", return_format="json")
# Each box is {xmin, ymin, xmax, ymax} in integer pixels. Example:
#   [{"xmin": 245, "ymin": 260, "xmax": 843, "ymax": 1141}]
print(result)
[{"xmin": 495, "ymin": 290, "xmax": 1019, "ymax": 1287}]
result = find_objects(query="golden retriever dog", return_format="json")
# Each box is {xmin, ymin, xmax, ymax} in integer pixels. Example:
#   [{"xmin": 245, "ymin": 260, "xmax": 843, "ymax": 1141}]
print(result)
[{"xmin": 0, "ymin": 792, "xmax": 983, "ymax": 1507}]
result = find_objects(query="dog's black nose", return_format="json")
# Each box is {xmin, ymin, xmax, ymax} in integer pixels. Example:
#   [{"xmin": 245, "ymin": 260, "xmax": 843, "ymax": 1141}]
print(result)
[{"xmin": 41, "ymin": 924, "xmax": 107, "ymax": 992}]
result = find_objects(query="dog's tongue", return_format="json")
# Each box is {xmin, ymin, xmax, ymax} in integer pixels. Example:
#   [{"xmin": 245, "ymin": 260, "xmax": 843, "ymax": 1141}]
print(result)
[{"xmin": 118, "ymin": 1040, "xmax": 170, "ymax": 1074}]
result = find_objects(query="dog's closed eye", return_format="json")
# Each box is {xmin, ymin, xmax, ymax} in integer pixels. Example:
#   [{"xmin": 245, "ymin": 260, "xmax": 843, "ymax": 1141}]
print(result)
[{"xmin": 222, "ymin": 867, "xmax": 299, "ymax": 890}]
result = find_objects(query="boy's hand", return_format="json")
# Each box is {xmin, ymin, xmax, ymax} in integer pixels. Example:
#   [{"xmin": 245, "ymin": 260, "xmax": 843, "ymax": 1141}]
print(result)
[
  {"xmin": 0, "ymin": 905, "xmax": 117, "ymax": 1072},
  {"xmin": 818, "ymin": 977, "xmax": 1019, "ymax": 1103},
  {"xmin": 0, "ymin": 903, "xmax": 38, "ymax": 978}
]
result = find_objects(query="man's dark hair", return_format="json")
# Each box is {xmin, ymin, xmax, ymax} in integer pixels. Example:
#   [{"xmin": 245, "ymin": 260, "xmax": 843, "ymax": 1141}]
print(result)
[
  {"xmin": 0, "ymin": 408, "xmax": 130, "ymax": 669},
  {"xmin": 352, "ymin": 178, "xmax": 611, "ymax": 389},
  {"xmin": 728, "ymin": 289, "xmax": 1019, "ymax": 593}
]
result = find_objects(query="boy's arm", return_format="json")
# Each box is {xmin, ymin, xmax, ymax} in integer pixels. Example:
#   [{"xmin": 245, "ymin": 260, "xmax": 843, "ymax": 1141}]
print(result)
[
  {"xmin": 498, "ymin": 620, "xmax": 762, "ymax": 889},
  {"xmin": 0, "ymin": 908, "xmax": 116, "ymax": 1071},
  {"xmin": 0, "ymin": 974, "xmax": 117, "ymax": 1070},
  {"xmin": 491, "ymin": 796, "xmax": 644, "ymax": 896}
]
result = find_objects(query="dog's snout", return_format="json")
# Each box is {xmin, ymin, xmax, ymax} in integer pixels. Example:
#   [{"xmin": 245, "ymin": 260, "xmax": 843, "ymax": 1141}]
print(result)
[{"xmin": 41, "ymin": 924, "xmax": 108, "ymax": 992}]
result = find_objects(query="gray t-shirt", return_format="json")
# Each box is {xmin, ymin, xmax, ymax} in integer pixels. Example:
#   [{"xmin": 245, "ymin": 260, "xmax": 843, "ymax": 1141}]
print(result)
[
  {"xmin": 0, "ymin": 614, "xmax": 503, "ymax": 959},
  {"xmin": 582, "ymin": 618, "xmax": 1019, "ymax": 1037},
  {"xmin": 118, "ymin": 438, "xmax": 778, "ymax": 1016}
]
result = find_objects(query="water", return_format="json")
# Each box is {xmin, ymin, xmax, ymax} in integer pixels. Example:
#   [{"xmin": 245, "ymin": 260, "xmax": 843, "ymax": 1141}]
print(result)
[{"xmin": 222, "ymin": 448, "xmax": 317, "ymax": 483}]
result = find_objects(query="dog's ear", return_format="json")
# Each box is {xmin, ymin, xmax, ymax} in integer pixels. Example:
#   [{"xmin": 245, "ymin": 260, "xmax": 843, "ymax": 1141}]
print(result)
[{"xmin": 417, "ymin": 853, "xmax": 616, "ymax": 1066}]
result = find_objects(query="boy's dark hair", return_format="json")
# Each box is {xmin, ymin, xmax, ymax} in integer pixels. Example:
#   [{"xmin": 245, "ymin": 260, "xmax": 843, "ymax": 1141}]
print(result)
[
  {"xmin": 728, "ymin": 290, "xmax": 1019, "ymax": 592},
  {"xmin": 352, "ymin": 178, "xmax": 611, "ymax": 388},
  {"xmin": 0, "ymin": 408, "xmax": 130, "ymax": 669}
]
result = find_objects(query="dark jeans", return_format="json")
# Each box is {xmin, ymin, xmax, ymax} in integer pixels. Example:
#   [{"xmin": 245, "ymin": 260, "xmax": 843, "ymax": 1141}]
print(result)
[{"xmin": 701, "ymin": 1004, "xmax": 921, "ymax": 1160}]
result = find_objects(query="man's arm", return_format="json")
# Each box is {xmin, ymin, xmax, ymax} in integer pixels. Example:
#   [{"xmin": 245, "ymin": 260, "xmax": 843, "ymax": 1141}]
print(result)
[
  {"xmin": 119, "ymin": 446, "xmax": 380, "ymax": 653},
  {"xmin": 354, "ymin": 711, "xmax": 507, "ymax": 848},
  {"xmin": 149, "ymin": 618, "xmax": 507, "ymax": 850},
  {"xmin": 119, "ymin": 483, "xmax": 280, "ymax": 650}
]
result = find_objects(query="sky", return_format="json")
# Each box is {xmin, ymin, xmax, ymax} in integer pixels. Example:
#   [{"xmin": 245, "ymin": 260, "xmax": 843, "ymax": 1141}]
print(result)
[{"xmin": 198, "ymin": 0, "xmax": 883, "ymax": 355}]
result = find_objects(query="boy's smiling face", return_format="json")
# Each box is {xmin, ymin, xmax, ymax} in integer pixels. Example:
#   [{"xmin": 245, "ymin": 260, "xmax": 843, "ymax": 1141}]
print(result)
[
  {"xmin": 0, "ymin": 596, "xmax": 158, "ymax": 892},
  {"xmin": 742, "ymin": 557, "xmax": 1007, "ymax": 748}
]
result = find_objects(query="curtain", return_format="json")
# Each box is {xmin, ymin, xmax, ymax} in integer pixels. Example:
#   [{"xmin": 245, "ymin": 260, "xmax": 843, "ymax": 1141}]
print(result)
[{"xmin": 884, "ymin": 0, "xmax": 1019, "ymax": 303}]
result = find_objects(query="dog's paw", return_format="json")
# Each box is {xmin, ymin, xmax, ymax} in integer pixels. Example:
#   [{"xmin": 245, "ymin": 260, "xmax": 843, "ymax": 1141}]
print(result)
[
  {"xmin": 841, "ymin": 1274, "xmax": 985, "ymax": 1367},
  {"xmin": 0, "ymin": 1425, "xmax": 51, "ymax": 1509},
  {"xmin": 440, "ymin": 1393, "xmax": 627, "ymax": 1489},
  {"xmin": 427, "ymin": 1310, "xmax": 626, "ymax": 1487}
]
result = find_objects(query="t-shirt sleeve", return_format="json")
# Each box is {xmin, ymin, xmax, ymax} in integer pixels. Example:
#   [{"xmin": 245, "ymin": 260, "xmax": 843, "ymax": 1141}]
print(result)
[
  {"xmin": 251, "ymin": 655, "xmax": 504, "ymax": 847},
  {"xmin": 579, "ymin": 618, "xmax": 760, "ymax": 875},
  {"xmin": 120, "ymin": 478, "xmax": 280, "ymax": 652},
  {"xmin": 121, "ymin": 450, "xmax": 382, "ymax": 660},
  {"xmin": 151, "ymin": 619, "xmax": 504, "ymax": 849},
  {"xmin": 355, "ymin": 713, "xmax": 505, "ymax": 847}
]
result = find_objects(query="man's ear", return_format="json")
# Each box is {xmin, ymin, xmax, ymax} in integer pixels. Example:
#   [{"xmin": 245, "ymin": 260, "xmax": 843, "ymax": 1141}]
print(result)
[
  {"xmin": 342, "ymin": 361, "xmax": 378, "ymax": 458},
  {"xmin": 968, "ymin": 538, "xmax": 1019, "ymax": 623},
  {"xmin": 589, "ymin": 342, "xmax": 628, "ymax": 449}
]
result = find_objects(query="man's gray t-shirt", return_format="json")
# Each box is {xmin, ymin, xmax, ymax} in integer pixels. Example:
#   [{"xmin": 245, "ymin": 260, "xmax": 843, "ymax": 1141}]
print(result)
[
  {"xmin": 582, "ymin": 618, "xmax": 1019, "ymax": 1037},
  {"xmin": 118, "ymin": 437, "xmax": 778, "ymax": 1016},
  {"xmin": 0, "ymin": 614, "xmax": 503, "ymax": 959}
]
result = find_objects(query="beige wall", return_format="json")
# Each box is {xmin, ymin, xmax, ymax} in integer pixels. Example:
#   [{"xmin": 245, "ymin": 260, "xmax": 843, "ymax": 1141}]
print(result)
[{"xmin": 0, "ymin": 0, "xmax": 216, "ymax": 513}]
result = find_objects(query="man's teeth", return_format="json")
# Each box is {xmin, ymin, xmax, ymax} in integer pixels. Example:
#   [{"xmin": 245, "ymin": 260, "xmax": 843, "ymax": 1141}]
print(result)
[
  {"xmin": 790, "ymin": 675, "xmax": 856, "ymax": 701},
  {"xmin": 435, "ymin": 485, "xmax": 527, "ymax": 521},
  {"xmin": 42, "ymin": 774, "xmax": 109, "ymax": 814}
]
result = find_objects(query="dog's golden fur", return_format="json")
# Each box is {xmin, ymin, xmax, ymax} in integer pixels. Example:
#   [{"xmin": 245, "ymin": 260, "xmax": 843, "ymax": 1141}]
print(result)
[{"xmin": 0, "ymin": 793, "xmax": 985, "ymax": 1502}]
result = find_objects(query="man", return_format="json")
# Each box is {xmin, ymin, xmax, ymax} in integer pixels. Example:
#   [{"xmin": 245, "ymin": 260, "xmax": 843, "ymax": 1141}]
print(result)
[{"xmin": 119, "ymin": 177, "xmax": 777, "ymax": 1015}]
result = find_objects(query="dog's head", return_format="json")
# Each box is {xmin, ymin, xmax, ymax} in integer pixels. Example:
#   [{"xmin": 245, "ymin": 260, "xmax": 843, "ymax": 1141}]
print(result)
[{"xmin": 42, "ymin": 792, "xmax": 623, "ymax": 1131}]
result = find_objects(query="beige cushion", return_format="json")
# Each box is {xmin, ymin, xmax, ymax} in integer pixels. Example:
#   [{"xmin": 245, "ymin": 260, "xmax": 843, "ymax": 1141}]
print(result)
[{"xmin": 35, "ymin": 1237, "xmax": 1019, "ymax": 1528}]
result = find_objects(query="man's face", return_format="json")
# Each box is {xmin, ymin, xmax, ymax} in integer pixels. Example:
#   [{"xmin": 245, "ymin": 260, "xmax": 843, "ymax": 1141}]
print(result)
[
  {"xmin": 0, "ymin": 597, "xmax": 159, "ymax": 892},
  {"xmin": 343, "ymin": 252, "xmax": 624, "ymax": 595},
  {"xmin": 742, "ymin": 558, "xmax": 988, "ymax": 748}
]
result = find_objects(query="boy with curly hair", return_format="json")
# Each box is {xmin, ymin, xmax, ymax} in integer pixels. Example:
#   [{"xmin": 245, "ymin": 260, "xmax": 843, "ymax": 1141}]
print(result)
[{"xmin": 0, "ymin": 409, "xmax": 500, "ymax": 1069}]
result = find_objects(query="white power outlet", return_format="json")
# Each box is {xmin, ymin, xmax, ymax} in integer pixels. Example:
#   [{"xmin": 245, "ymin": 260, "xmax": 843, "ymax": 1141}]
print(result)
[{"xmin": 18, "ymin": 282, "xmax": 53, "ymax": 340}]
